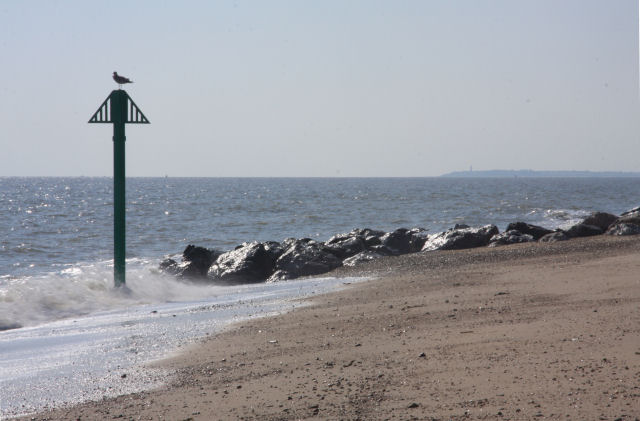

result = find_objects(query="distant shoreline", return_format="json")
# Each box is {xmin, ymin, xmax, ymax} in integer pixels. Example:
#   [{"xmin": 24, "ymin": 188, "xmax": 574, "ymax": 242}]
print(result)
[
  {"xmin": 3, "ymin": 172, "xmax": 640, "ymax": 179},
  {"xmin": 441, "ymin": 169, "xmax": 640, "ymax": 178}
]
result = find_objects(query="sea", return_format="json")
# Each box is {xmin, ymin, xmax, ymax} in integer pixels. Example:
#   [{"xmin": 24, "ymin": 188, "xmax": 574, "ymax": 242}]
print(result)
[{"xmin": 1, "ymin": 176, "xmax": 639, "ymax": 417}]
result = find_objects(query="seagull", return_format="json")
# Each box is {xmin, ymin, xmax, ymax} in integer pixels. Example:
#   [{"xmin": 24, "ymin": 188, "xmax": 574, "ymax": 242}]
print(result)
[{"xmin": 112, "ymin": 72, "xmax": 133, "ymax": 88}]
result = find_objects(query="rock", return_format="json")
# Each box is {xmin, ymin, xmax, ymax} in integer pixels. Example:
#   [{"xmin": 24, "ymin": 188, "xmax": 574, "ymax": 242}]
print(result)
[
  {"xmin": 182, "ymin": 245, "xmax": 219, "ymax": 275},
  {"xmin": 564, "ymin": 223, "xmax": 603, "ymax": 238},
  {"xmin": 488, "ymin": 230, "xmax": 535, "ymax": 247},
  {"xmin": 368, "ymin": 244, "xmax": 396, "ymax": 256},
  {"xmin": 158, "ymin": 257, "xmax": 180, "ymax": 275},
  {"xmin": 324, "ymin": 227, "xmax": 390, "ymax": 256},
  {"xmin": 505, "ymin": 222, "xmax": 553, "ymax": 240},
  {"xmin": 326, "ymin": 232, "xmax": 353, "ymax": 245},
  {"xmin": 581, "ymin": 212, "xmax": 618, "ymax": 231},
  {"xmin": 380, "ymin": 228, "xmax": 413, "ymax": 255},
  {"xmin": 324, "ymin": 236, "xmax": 366, "ymax": 259},
  {"xmin": 408, "ymin": 228, "xmax": 430, "ymax": 252},
  {"xmin": 422, "ymin": 225, "xmax": 499, "ymax": 251},
  {"xmin": 208, "ymin": 242, "xmax": 276, "ymax": 284},
  {"xmin": 621, "ymin": 206, "xmax": 640, "ymax": 216},
  {"xmin": 617, "ymin": 208, "xmax": 640, "ymax": 226},
  {"xmin": 605, "ymin": 222, "xmax": 640, "ymax": 236},
  {"xmin": 272, "ymin": 239, "xmax": 342, "ymax": 281},
  {"xmin": 539, "ymin": 231, "xmax": 569, "ymax": 242},
  {"xmin": 363, "ymin": 235, "xmax": 382, "ymax": 247},
  {"xmin": 327, "ymin": 228, "xmax": 385, "ymax": 249},
  {"xmin": 353, "ymin": 227, "xmax": 386, "ymax": 239},
  {"xmin": 342, "ymin": 250, "xmax": 384, "ymax": 267},
  {"xmin": 159, "ymin": 245, "xmax": 220, "ymax": 278},
  {"xmin": 266, "ymin": 269, "xmax": 289, "ymax": 283},
  {"xmin": 263, "ymin": 241, "xmax": 286, "ymax": 261}
]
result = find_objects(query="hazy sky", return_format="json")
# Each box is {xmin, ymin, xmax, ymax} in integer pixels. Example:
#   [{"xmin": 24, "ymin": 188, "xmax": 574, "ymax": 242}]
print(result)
[{"xmin": 0, "ymin": 0, "xmax": 638, "ymax": 177}]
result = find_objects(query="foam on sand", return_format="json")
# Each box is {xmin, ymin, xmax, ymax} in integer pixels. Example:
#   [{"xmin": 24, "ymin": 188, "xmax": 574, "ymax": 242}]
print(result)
[{"xmin": 0, "ymin": 272, "xmax": 364, "ymax": 419}]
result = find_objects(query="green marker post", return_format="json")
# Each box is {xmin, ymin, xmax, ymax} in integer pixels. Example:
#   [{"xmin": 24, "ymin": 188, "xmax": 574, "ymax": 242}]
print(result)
[
  {"xmin": 89, "ymin": 89, "xmax": 150, "ymax": 287},
  {"xmin": 111, "ymin": 90, "xmax": 127, "ymax": 286}
]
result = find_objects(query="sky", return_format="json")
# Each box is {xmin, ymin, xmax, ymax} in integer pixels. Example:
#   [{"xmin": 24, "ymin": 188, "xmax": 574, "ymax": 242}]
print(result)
[{"xmin": 0, "ymin": 0, "xmax": 638, "ymax": 177}]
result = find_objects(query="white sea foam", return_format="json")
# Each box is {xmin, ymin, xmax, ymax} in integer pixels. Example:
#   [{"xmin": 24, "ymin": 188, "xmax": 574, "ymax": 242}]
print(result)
[
  {"xmin": 0, "ymin": 258, "xmax": 235, "ymax": 330},
  {"xmin": 540, "ymin": 208, "xmax": 592, "ymax": 230},
  {"xmin": 0, "ymin": 271, "xmax": 363, "ymax": 418}
]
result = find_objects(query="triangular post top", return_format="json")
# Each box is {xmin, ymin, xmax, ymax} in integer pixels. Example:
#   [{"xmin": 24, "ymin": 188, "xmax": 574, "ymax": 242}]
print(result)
[{"xmin": 88, "ymin": 90, "xmax": 150, "ymax": 124}]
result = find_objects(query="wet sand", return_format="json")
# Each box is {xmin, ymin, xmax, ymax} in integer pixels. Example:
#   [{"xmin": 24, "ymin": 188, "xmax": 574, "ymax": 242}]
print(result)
[{"xmin": 19, "ymin": 236, "xmax": 640, "ymax": 420}]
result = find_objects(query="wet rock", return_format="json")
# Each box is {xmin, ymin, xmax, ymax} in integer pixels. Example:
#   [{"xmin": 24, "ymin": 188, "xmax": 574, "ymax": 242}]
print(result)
[
  {"xmin": 539, "ymin": 231, "xmax": 570, "ymax": 242},
  {"xmin": 281, "ymin": 237, "xmax": 303, "ymax": 247},
  {"xmin": 208, "ymin": 242, "xmax": 276, "ymax": 284},
  {"xmin": 617, "ymin": 207, "xmax": 640, "ymax": 226},
  {"xmin": 368, "ymin": 244, "xmax": 396, "ymax": 256},
  {"xmin": 271, "ymin": 239, "xmax": 342, "ymax": 281},
  {"xmin": 324, "ymin": 236, "xmax": 366, "ymax": 259},
  {"xmin": 605, "ymin": 222, "xmax": 640, "ymax": 236},
  {"xmin": 183, "ymin": 245, "xmax": 219, "ymax": 274},
  {"xmin": 376, "ymin": 227, "xmax": 429, "ymax": 255},
  {"xmin": 489, "ymin": 230, "xmax": 535, "ymax": 247},
  {"xmin": 342, "ymin": 250, "xmax": 384, "ymax": 267},
  {"xmin": 160, "ymin": 245, "xmax": 220, "ymax": 278},
  {"xmin": 326, "ymin": 232, "xmax": 353, "ymax": 245},
  {"xmin": 158, "ymin": 257, "xmax": 180, "ymax": 274},
  {"xmin": 621, "ymin": 206, "xmax": 640, "ymax": 216},
  {"xmin": 363, "ymin": 235, "xmax": 382, "ymax": 247},
  {"xmin": 408, "ymin": 228, "xmax": 430, "ymax": 252},
  {"xmin": 263, "ymin": 241, "xmax": 286, "ymax": 261},
  {"xmin": 581, "ymin": 212, "xmax": 618, "ymax": 231},
  {"xmin": 327, "ymin": 228, "xmax": 385, "ymax": 249},
  {"xmin": 422, "ymin": 225, "xmax": 499, "ymax": 251},
  {"xmin": 564, "ymin": 223, "xmax": 603, "ymax": 238},
  {"xmin": 266, "ymin": 269, "xmax": 289, "ymax": 283},
  {"xmin": 380, "ymin": 228, "xmax": 413, "ymax": 255},
  {"xmin": 505, "ymin": 222, "xmax": 553, "ymax": 240},
  {"xmin": 353, "ymin": 227, "xmax": 386, "ymax": 238}
]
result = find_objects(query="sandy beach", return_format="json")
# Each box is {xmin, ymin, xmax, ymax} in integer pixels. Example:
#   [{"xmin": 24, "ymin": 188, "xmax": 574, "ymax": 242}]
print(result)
[{"xmin": 19, "ymin": 235, "xmax": 640, "ymax": 420}]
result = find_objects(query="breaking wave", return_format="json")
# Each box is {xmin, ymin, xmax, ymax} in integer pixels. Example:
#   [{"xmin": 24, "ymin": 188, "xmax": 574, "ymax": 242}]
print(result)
[{"xmin": 0, "ymin": 258, "xmax": 227, "ymax": 329}]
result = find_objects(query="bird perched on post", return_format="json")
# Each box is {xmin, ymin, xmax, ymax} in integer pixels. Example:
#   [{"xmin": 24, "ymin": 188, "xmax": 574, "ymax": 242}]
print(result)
[{"xmin": 112, "ymin": 72, "xmax": 133, "ymax": 88}]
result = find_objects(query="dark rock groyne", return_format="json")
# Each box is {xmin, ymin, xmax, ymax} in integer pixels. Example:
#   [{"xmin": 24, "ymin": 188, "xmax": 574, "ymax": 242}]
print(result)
[{"xmin": 159, "ymin": 207, "xmax": 640, "ymax": 285}]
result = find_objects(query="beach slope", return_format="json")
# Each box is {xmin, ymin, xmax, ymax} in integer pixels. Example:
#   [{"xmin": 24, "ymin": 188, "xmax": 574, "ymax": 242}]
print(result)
[{"xmin": 21, "ymin": 236, "xmax": 640, "ymax": 420}]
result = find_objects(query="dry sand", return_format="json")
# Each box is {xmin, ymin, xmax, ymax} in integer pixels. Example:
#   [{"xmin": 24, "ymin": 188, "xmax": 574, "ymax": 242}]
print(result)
[{"xmin": 19, "ymin": 236, "xmax": 640, "ymax": 420}]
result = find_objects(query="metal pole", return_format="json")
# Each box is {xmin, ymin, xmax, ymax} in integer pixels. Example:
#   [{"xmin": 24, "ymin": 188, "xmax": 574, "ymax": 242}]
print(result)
[
  {"xmin": 111, "ymin": 90, "xmax": 127, "ymax": 287},
  {"xmin": 89, "ymin": 88, "xmax": 148, "ymax": 288}
]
